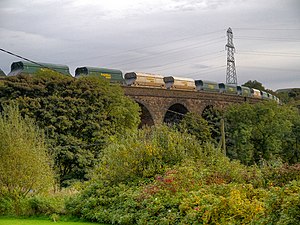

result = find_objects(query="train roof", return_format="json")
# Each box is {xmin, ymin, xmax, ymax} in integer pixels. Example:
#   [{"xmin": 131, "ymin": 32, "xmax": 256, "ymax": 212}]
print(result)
[
  {"xmin": 75, "ymin": 66, "xmax": 122, "ymax": 74},
  {"xmin": 251, "ymin": 88, "xmax": 261, "ymax": 93},
  {"xmin": 219, "ymin": 83, "xmax": 238, "ymax": 88},
  {"xmin": 125, "ymin": 72, "xmax": 164, "ymax": 79},
  {"xmin": 195, "ymin": 80, "xmax": 218, "ymax": 85},
  {"xmin": 8, "ymin": 61, "xmax": 71, "ymax": 76},
  {"xmin": 164, "ymin": 76, "xmax": 195, "ymax": 82},
  {"xmin": 218, "ymin": 82, "xmax": 236, "ymax": 86}
]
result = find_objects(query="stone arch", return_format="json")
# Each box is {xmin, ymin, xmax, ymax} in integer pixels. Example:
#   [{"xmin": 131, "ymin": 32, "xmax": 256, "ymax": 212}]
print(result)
[
  {"xmin": 163, "ymin": 103, "xmax": 189, "ymax": 124},
  {"xmin": 137, "ymin": 102, "xmax": 155, "ymax": 128}
]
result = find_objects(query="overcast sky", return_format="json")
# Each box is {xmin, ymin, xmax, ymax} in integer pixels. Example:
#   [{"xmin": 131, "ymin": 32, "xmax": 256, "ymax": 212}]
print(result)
[{"xmin": 0, "ymin": 0, "xmax": 299, "ymax": 90}]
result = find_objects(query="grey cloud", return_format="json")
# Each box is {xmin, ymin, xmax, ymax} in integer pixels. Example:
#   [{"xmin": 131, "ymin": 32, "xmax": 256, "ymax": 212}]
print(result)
[{"xmin": 0, "ymin": 0, "xmax": 299, "ymax": 90}]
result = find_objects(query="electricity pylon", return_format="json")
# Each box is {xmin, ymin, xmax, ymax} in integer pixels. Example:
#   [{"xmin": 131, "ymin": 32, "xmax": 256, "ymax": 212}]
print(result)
[{"xmin": 226, "ymin": 27, "xmax": 237, "ymax": 85}]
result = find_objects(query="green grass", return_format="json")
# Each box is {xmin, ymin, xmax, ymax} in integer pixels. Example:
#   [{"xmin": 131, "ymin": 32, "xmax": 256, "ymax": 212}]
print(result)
[{"xmin": 0, "ymin": 217, "xmax": 104, "ymax": 225}]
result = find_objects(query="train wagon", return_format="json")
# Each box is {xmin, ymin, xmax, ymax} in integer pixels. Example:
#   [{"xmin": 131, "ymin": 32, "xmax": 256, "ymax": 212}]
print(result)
[
  {"xmin": 195, "ymin": 80, "xmax": 219, "ymax": 92},
  {"xmin": 219, "ymin": 83, "xmax": 238, "ymax": 94},
  {"xmin": 273, "ymin": 95, "xmax": 280, "ymax": 104},
  {"xmin": 8, "ymin": 61, "xmax": 71, "ymax": 76},
  {"xmin": 124, "ymin": 72, "xmax": 165, "ymax": 88},
  {"xmin": 251, "ymin": 88, "xmax": 262, "ymax": 98},
  {"xmin": 164, "ymin": 76, "xmax": 196, "ymax": 90},
  {"xmin": 267, "ymin": 93, "xmax": 274, "ymax": 101},
  {"xmin": 0, "ymin": 68, "xmax": 6, "ymax": 77},
  {"xmin": 260, "ymin": 90, "xmax": 270, "ymax": 100},
  {"xmin": 237, "ymin": 86, "xmax": 251, "ymax": 97},
  {"xmin": 75, "ymin": 66, "xmax": 123, "ymax": 83}
]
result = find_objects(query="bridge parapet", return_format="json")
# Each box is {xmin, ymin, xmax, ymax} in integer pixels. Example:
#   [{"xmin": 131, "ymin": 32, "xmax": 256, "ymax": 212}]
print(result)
[{"xmin": 122, "ymin": 86, "xmax": 261, "ymax": 126}]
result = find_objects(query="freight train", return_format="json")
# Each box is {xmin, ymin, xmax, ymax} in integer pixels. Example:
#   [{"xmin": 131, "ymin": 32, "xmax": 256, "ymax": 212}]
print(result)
[{"xmin": 2, "ymin": 60, "xmax": 280, "ymax": 103}]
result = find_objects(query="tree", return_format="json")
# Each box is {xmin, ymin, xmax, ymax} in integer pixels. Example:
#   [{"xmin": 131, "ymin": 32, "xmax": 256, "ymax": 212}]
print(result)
[
  {"xmin": 282, "ymin": 115, "xmax": 300, "ymax": 163},
  {"xmin": 276, "ymin": 88, "xmax": 300, "ymax": 109},
  {"xmin": 0, "ymin": 104, "xmax": 54, "ymax": 214},
  {"xmin": 201, "ymin": 105, "xmax": 223, "ymax": 143},
  {"xmin": 225, "ymin": 101, "xmax": 298, "ymax": 164},
  {"xmin": 243, "ymin": 80, "xmax": 266, "ymax": 90},
  {"xmin": 0, "ymin": 70, "xmax": 140, "ymax": 186},
  {"xmin": 224, "ymin": 103, "xmax": 255, "ymax": 164},
  {"xmin": 178, "ymin": 112, "xmax": 213, "ymax": 144}
]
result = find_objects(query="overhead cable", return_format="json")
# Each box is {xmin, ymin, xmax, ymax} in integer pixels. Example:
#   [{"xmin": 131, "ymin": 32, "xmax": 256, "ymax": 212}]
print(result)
[
  {"xmin": 66, "ymin": 29, "xmax": 225, "ymax": 64},
  {"xmin": 109, "ymin": 39, "xmax": 224, "ymax": 67},
  {"xmin": 0, "ymin": 48, "xmax": 65, "ymax": 75}
]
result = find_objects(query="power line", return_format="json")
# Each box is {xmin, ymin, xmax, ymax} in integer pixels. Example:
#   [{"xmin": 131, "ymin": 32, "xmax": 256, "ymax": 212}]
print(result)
[
  {"xmin": 190, "ymin": 66, "xmax": 226, "ymax": 77},
  {"xmin": 237, "ymin": 51, "xmax": 300, "ymax": 58},
  {"xmin": 65, "ymin": 29, "xmax": 225, "ymax": 64},
  {"xmin": 145, "ymin": 54, "xmax": 224, "ymax": 73},
  {"xmin": 235, "ymin": 36, "xmax": 300, "ymax": 42},
  {"xmin": 1, "ymin": 48, "xmax": 53, "ymax": 71},
  {"xmin": 238, "ymin": 66, "xmax": 300, "ymax": 73},
  {"xmin": 108, "ymin": 38, "xmax": 224, "ymax": 68},
  {"xmin": 234, "ymin": 27, "xmax": 300, "ymax": 31},
  {"xmin": 141, "ymin": 50, "xmax": 225, "ymax": 73},
  {"xmin": 0, "ymin": 48, "xmax": 66, "ymax": 75}
]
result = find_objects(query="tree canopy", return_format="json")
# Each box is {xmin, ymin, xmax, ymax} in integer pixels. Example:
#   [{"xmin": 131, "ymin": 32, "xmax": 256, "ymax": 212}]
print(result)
[
  {"xmin": 242, "ymin": 80, "xmax": 266, "ymax": 90},
  {"xmin": 0, "ymin": 70, "xmax": 140, "ymax": 186},
  {"xmin": 225, "ymin": 101, "xmax": 300, "ymax": 164},
  {"xmin": 178, "ymin": 112, "xmax": 213, "ymax": 144}
]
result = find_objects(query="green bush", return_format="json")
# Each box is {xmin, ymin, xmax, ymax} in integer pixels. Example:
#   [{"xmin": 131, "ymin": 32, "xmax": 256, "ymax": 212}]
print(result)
[
  {"xmin": 27, "ymin": 194, "xmax": 67, "ymax": 216},
  {"xmin": 92, "ymin": 125, "xmax": 210, "ymax": 184},
  {"xmin": 0, "ymin": 73, "xmax": 140, "ymax": 186},
  {"xmin": 261, "ymin": 162, "xmax": 300, "ymax": 187},
  {"xmin": 0, "ymin": 194, "xmax": 14, "ymax": 215},
  {"xmin": 179, "ymin": 184, "xmax": 267, "ymax": 224},
  {"xmin": 0, "ymin": 186, "xmax": 77, "ymax": 217},
  {"xmin": 0, "ymin": 104, "xmax": 54, "ymax": 215},
  {"xmin": 66, "ymin": 125, "xmax": 300, "ymax": 224},
  {"xmin": 258, "ymin": 180, "xmax": 300, "ymax": 225}
]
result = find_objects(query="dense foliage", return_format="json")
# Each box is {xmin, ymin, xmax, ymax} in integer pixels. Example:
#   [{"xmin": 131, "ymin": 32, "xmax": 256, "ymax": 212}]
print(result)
[
  {"xmin": 68, "ymin": 126, "xmax": 300, "ymax": 225},
  {"xmin": 243, "ymin": 80, "xmax": 266, "ymax": 91},
  {"xmin": 242, "ymin": 80, "xmax": 276, "ymax": 96},
  {"xmin": 201, "ymin": 105, "xmax": 222, "ymax": 142},
  {"xmin": 225, "ymin": 101, "xmax": 300, "ymax": 164},
  {"xmin": 0, "ymin": 104, "xmax": 54, "ymax": 215},
  {"xmin": 178, "ymin": 112, "xmax": 213, "ymax": 144},
  {"xmin": 1, "ymin": 74, "xmax": 299, "ymax": 224},
  {"xmin": 0, "ymin": 71, "xmax": 140, "ymax": 186},
  {"xmin": 276, "ymin": 88, "xmax": 300, "ymax": 110},
  {"xmin": 91, "ymin": 126, "xmax": 215, "ymax": 185}
]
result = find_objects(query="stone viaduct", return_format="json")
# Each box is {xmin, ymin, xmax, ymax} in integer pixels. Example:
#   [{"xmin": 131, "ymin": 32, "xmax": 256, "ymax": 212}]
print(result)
[{"xmin": 122, "ymin": 86, "xmax": 261, "ymax": 126}]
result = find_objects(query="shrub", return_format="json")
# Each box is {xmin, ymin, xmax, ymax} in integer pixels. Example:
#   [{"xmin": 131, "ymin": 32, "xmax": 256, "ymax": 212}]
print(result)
[
  {"xmin": 92, "ymin": 125, "xmax": 210, "ymax": 184},
  {"xmin": 259, "ymin": 180, "xmax": 300, "ymax": 225},
  {"xmin": 27, "ymin": 194, "xmax": 67, "ymax": 216},
  {"xmin": 0, "ymin": 73, "xmax": 140, "ymax": 187},
  {"xmin": 0, "ymin": 104, "xmax": 54, "ymax": 215},
  {"xmin": 261, "ymin": 162, "xmax": 300, "ymax": 187},
  {"xmin": 179, "ymin": 184, "xmax": 267, "ymax": 224},
  {"xmin": 0, "ymin": 194, "xmax": 14, "ymax": 215},
  {"xmin": 67, "ymin": 125, "xmax": 300, "ymax": 224}
]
